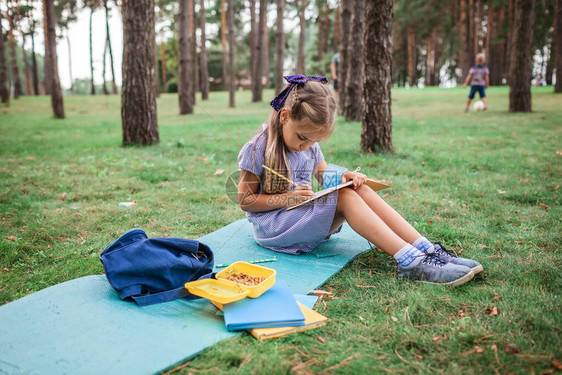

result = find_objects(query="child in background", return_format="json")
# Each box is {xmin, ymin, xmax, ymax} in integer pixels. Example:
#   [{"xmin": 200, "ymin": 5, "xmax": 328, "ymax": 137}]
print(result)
[
  {"xmin": 463, "ymin": 53, "xmax": 490, "ymax": 112},
  {"xmin": 237, "ymin": 75, "xmax": 482, "ymax": 286}
]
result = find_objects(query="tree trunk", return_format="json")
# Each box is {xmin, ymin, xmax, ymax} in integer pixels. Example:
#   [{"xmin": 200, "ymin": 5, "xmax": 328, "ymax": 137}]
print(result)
[
  {"xmin": 30, "ymin": 24, "xmax": 39, "ymax": 96},
  {"xmin": 192, "ymin": 3, "xmax": 199, "ymax": 95},
  {"xmin": 154, "ymin": 36, "xmax": 160, "ymax": 97},
  {"xmin": 506, "ymin": 0, "xmax": 514, "ymax": 84},
  {"xmin": 103, "ymin": 38, "xmax": 109, "ymax": 95},
  {"xmin": 323, "ymin": 4, "xmax": 331, "ymax": 56},
  {"xmin": 296, "ymin": 0, "xmax": 307, "ymax": 74},
  {"xmin": 178, "ymin": 0, "xmax": 194, "ymax": 114},
  {"xmin": 89, "ymin": 8, "xmax": 95, "ymax": 95},
  {"xmin": 555, "ymin": 0, "xmax": 562, "ymax": 92},
  {"xmin": 317, "ymin": 1, "xmax": 324, "ymax": 70},
  {"xmin": 253, "ymin": 0, "xmax": 266, "ymax": 101},
  {"xmin": 459, "ymin": 0, "xmax": 470, "ymax": 82},
  {"xmin": 199, "ymin": 0, "xmax": 209, "ymax": 100},
  {"xmin": 66, "ymin": 32, "xmax": 74, "ymax": 94},
  {"xmin": 475, "ymin": 0, "xmax": 482, "ymax": 56},
  {"xmin": 407, "ymin": 28, "xmax": 416, "ymax": 87},
  {"xmin": 333, "ymin": 6, "xmax": 340, "ymax": 53},
  {"xmin": 0, "ymin": 10, "xmax": 9, "ymax": 104},
  {"xmin": 22, "ymin": 36, "xmax": 32, "ymax": 95},
  {"xmin": 221, "ymin": 0, "xmax": 227, "ymax": 91},
  {"xmin": 7, "ymin": 7, "xmax": 21, "ymax": 99},
  {"xmin": 121, "ymin": 0, "xmax": 158, "ymax": 145},
  {"xmin": 468, "ymin": 0, "xmax": 475, "ymax": 68},
  {"xmin": 274, "ymin": 0, "xmax": 285, "ymax": 93},
  {"xmin": 339, "ymin": 0, "xmax": 352, "ymax": 114},
  {"xmin": 509, "ymin": 0, "xmax": 535, "ymax": 112},
  {"xmin": 44, "ymin": 0, "xmax": 65, "ymax": 118},
  {"xmin": 344, "ymin": 0, "xmax": 364, "ymax": 121},
  {"xmin": 361, "ymin": 0, "xmax": 393, "ymax": 153},
  {"xmin": 263, "ymin": 22, "xmax": 270, "ymax": 88},
  {"xmin": 105, "ymin": 0, "xmax": 118, "ymax": 94},
  {"xmin": 249, "ymin": 0, "xmax": 257, "ymax": 97},
  {"xmin": 42, "ymin": 0, "xmax": 51, "ymax": 95},
  {"xmin": 227, "ymin": 0, "xmax": 235, "ymax": 107},
  {"xmin": 160, "ymin": 42, "xmax": 167, "ymax": 89}
]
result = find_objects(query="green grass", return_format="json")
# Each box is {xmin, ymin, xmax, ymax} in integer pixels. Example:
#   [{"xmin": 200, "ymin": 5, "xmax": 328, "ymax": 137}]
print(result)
[{"xmin": 1, "ymin": 87, "xmax": 560, "ymax": 374}]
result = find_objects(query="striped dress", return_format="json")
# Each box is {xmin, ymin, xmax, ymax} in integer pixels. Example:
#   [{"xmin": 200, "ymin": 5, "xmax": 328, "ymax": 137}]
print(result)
[{"xmin": 238, "ymin": 133, "xmax": 341, "ymax": 254}]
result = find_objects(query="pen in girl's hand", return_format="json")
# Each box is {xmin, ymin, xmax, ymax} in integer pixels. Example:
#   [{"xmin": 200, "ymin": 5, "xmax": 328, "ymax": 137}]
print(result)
[{"xmin": 262, "ymin": 164, "xmax": 299, "ymax": 187}]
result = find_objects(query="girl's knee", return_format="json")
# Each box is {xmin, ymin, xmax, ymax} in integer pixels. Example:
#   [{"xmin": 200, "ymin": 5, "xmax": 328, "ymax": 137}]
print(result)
[{"xmin": 338, "ymin": 187, "xmax": 360, "ymax": 201}]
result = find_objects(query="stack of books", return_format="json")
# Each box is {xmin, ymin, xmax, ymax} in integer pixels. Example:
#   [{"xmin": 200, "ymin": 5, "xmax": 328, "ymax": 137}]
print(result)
[{"xmin": 221, "ymin": 280, "xmax": 327, "ymax": 341}]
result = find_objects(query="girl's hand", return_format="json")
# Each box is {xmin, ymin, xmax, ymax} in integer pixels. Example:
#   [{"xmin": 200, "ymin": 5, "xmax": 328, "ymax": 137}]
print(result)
[
  {"xmin": 341, "ymin": 171, "xmax": 367, "ymax": 189},
  {"xmin": 286, "ymin": 184, "xmax": 314, "ymax": 206}
]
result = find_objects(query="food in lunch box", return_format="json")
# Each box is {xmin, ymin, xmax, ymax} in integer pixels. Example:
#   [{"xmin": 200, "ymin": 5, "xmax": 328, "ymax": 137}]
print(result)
[{"xmin": 223, "ymin": 271, "xmax": 266, "ymax": 286}]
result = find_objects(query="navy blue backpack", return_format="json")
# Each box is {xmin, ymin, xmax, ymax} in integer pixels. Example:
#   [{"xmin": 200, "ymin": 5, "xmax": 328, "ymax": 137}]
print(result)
[{"xmin": 100, "ymin": 228, "xmax": 214, "ymax": 306}]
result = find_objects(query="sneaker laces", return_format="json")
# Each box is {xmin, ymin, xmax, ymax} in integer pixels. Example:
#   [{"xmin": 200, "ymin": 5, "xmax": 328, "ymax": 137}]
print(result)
[
  {"xmin": 434, "ymin": 242, "xmax": 458, "ymax": 258},
  {"xmin": 417, "ymin": 251, "xmax": 447, "ymax": 267}
]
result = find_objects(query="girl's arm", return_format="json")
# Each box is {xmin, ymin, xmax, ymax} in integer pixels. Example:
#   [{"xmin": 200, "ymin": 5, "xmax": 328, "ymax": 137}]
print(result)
[
  {"xmin": 313, "ymin": 160, "xmax": 328, "ymax": 186},
  {"xmin": 485, "ymin": 74, "xmax": 489, "ymax": 88},
  {"xmin": 314, "ymin": 160, "xmax": 367, "ymax": 189},
  {"xmin": 238, "ymin": 169, "xmax": 314, "ymax": 212}
]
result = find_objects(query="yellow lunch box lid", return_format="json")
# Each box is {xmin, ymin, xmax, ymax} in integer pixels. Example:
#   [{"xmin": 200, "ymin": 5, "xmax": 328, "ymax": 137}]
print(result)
[{"xmin": 185, "ymin": 261, "xmax": 276, "ymax": 304}]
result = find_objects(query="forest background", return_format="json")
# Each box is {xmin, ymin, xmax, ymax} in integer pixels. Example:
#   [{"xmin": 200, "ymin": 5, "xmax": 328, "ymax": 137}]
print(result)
[{"xmin": 1, "ymin": 0, "xmax": 558, "ymax": 97}]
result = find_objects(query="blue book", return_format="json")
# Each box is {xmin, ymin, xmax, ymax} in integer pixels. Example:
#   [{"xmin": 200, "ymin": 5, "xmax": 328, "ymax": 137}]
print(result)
[{"xmin": 223, "ymin": 280, "xmax": 305, "ymax": 331}]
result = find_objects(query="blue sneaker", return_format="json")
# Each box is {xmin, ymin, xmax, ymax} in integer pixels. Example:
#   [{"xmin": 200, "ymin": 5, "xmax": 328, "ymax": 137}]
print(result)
[
  {"xmin": 432, "ymin": 242, "xmax": 483, "ymax": 274},
  {"xmin": 397, "ymin": 253, "xmax": 474, "ymax": 286}
]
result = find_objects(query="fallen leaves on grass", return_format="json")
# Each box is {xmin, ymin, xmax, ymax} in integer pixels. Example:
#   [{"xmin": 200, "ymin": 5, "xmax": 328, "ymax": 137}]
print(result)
[
  {"xmin": 432, "ymin": 333, "xmax": 448, "ymax": 342},
  {"xmin": 391, "ymin": 316, "xmax": 398, "ymax": 322},
  {"xmin": 458, "ymin": 345, "xmax": 485, "ymax": 357},
  {"xmin": 504, "ymin": 343, "xmax": 520, "ymax": 355},
  {"xmin": 214, "ymin": 169, "xmax": 224, "ymax": 176},
  {"xmin": 486, "ymin": 306, "xmax": 499, "ymax": 317},
  {"xmin": 493, "ymin": 293, "xmax": 500, "ymax": 300},
  {"xmin": 552, "ymin": 360, "xmax": 562, "ymax": 370},
  {"xmin": 58, "ymin": 192, "xmax": 67, "ymax": 202},
  {"xmin": 539, "ymin": 202, "xmax": 548, "ymax": 211},
  {"xmin": 324, "ymin": 353, "xmax": 361, "ymax": 371},
  {"xmin": 7, "ymin": 235, "xmax": 17, "ymax": 241},
  {"xmin": 497, "ymin": 190, "xmax": 506, "ymax": 194},
  {"xmin": 427, "ymin": 220, "xmax": 433, "ymax": 225},
  {"xmin": 291, "ymin": 358, "xmax": 319, "ymax": 375},
  {"xmin": 317, "ymin": 336, "xmax": 326, "ymax": 343}
]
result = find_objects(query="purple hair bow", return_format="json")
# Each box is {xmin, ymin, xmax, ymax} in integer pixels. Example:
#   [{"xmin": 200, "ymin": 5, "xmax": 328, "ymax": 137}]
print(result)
[{"xmin": 269, "ymin": 75, "xmax": 328, "ymax": 111}]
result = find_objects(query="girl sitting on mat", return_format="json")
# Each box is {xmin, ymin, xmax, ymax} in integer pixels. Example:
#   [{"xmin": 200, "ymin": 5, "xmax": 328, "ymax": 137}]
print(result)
[{"xmin": 237, "ymin": 75, "xmax": 482, "ymax": 286}]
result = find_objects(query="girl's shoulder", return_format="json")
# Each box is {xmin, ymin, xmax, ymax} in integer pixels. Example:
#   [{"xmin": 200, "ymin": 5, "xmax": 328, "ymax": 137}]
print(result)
[{"xmin": 240, "ymin": 130, "xmax": 267, "ymax": 156}]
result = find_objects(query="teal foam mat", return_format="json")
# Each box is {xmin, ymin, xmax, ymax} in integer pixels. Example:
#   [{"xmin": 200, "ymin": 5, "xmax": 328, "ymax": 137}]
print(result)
[{"xmin": 0, "ymin": 220, "xmax": 370, "ymax": 374}]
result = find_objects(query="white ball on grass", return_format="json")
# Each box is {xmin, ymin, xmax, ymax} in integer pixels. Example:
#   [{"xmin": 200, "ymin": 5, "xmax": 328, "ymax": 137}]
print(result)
[{"xmin": 473, "ymin": 100, "xmax": 485, "ymax": 112}]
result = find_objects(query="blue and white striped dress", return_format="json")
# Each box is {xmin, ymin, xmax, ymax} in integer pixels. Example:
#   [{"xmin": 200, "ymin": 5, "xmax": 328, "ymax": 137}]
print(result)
[{"xmin": 238, "ymin": 133, "xmax": 340, "ymax": 254}]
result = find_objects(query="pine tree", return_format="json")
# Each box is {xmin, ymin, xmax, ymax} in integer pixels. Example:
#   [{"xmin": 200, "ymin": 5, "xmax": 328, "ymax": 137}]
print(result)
[
  {"xmin": 274, "ymin": 0, "xmax": 285, "ymax": 93},
  {"xmin": 121, "ymin": 0, "xmax": 159, "ymax": 144},
  {"xmin": 509, "ymin": 0, "xmax": 536, "ymax": 111},
  {"xmin": 44, "ymin": 0, "xmax": 65, "ymax": 118},
  {"xmin": 361, "ymin": 0, "xmax": 393, "ymax": 153}
]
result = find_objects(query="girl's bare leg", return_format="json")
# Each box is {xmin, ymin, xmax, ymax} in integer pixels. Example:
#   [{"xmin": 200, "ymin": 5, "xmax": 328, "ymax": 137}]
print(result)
[
  {"xmin": 330, "ymin": 188, "xmax": 407, "ymax": 256},
  {"xmin": 352, "ymin": 185, "xmax": 422, "ymax": 244}
]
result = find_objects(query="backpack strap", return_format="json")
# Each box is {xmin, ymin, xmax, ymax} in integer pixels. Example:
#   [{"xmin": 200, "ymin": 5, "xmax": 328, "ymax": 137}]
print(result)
[{"xmin": 131, "ymin": 272, "xmax": 215, "ymax": 307}]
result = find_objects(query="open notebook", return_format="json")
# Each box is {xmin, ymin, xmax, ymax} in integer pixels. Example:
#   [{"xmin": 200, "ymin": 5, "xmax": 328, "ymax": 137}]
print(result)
[{"xmin": 286, "ymin": 177, "xmax": 391, "ymax": 211}]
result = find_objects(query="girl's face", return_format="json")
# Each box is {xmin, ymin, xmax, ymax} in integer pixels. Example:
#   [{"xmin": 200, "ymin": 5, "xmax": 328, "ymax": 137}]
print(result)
[{"xmin": 280, "ymin": 108, "xmax": 332, "ymax": 152}]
